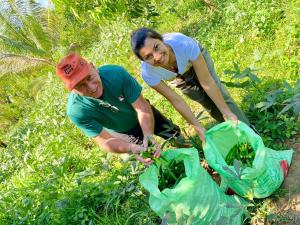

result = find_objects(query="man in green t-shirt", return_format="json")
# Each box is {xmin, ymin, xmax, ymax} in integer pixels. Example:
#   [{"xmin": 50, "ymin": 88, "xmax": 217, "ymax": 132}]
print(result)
[{"xmin": 56, "ymin": 54, "xmax": 181, "ymax": 163}]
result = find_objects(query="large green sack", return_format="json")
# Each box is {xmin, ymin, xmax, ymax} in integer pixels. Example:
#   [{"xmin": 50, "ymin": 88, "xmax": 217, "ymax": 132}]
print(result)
[
  {"xmin": 139, "ymin": 148, "xmax": 247, "ymax": 225},
  {"xmin": 203, "ymin": 121, "xmax": 293, "ymax": 199}
]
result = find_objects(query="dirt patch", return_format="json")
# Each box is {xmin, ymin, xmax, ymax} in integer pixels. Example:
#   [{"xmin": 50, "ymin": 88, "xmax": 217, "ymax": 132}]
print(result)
[{"xmin": 269, "ymin": 135, "xmax": 300, "ymax": 224}]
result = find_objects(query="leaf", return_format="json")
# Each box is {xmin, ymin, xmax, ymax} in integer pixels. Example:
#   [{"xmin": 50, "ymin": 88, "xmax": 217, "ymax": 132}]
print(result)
[
  {"xmin": 222, "ymin": 166, "xmax": 239, "ymax": 178},
  {"xmin": 284, "ymin": 81, "xmax": 293, "ymax": 93},
  {"xmin": 293, "ymin": 101, "xmax": 300, "ymax": 115},
  {"xmin": 266, "ymin": 89, "xmax": 282, "ymax": 102},
  {"xmin": 234, "ymin": 68, "xmax": 251, "ymax": 79},
  {"xmin": 233, "ymin": 62, "xmax": 240, "ymax": 73},
  {"xmin": 255, "ymin": 101, "xmax": 270, "ymax": 110},
  {"xmin": 222, "ymin": 81, "xmax": 250, "ymax": 88},
  {"xmin": 279, "ymin": 102, "xmax": 295, "ymax": 115},
  {"xmin": 248, "ymin": 73, "xmax": 261, "ymax": 83},
  {"xmin": 224, "ymin": 69, "xmax": 235, "ymax": 75},
  {"xmin": 233, "ymin": 159, "xmax": 242, "ymax": 177}
]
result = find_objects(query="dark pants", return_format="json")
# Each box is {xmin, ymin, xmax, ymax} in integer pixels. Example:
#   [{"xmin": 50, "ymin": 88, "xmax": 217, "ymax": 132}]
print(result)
[
  {"xmin": 170, "ymin": 47, "xmax": 250, "ymax": 125},
  {"xmin": 123, "ymin": 104, "xmax": 181, "ymax": 144}
]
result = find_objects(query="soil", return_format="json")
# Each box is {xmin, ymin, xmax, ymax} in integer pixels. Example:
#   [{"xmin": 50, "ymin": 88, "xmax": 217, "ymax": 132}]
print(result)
[{"xmin": 268, "ymin": 134, "xmax": 300, "ymax": 225}]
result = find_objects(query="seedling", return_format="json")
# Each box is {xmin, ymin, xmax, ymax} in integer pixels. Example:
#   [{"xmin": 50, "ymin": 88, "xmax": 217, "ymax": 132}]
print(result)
[
  {"xmin": 139, "ymin": 138, "xmax": 186, "ymax": 191},
  {"xmin": 225, "ymin": 143, "xmax": 255, "ymax": 167},
  {"xmin": 157, "ymin": 159, "xmax": 186, "ymax": 191}
]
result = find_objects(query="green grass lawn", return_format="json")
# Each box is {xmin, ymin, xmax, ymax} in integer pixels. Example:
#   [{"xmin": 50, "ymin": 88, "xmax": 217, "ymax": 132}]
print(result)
[{"xmin": 0, "ymin": 0, "xmax": 299, "ymax": 224}]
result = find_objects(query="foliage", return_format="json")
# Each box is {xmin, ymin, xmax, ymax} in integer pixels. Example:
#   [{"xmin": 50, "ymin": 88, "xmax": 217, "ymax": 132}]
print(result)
[
  {"xmin": 225, "ymin": 143, "xmax": 255, "ymax": 167},
  {"xmin": 255, "ymin": 79, "xmax": 300, "ymax": 116},
  {"xmin": 0, "ymin": 0, "xmax": 299, "ymax": 224},
  {"xmin": 0, "ymin": 76, "xmax": 158, "ymax": 225},
  {"xmin": 0, "ymin": 0, "xmax": 58, "ymax": 77},
  {"xmin": 223, "ymin": 62, "xmax": 299, "ymax": 146},
  {"xmin": 223, "ymin": 62, "xmax": 261, "ymax": 90},
  {"xmin": 52, "ymin": 0, "xmax": 160, "ymax": 49},
  {"xmin": 248, "ymin": 79, "xmax": 300, "ymax": 146}
]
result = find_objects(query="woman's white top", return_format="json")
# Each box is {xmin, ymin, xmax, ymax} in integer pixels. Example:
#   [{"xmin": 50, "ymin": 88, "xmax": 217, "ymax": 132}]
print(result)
[{"xmin": 141, "ymin": 32, "xmax": 201, "ymax": 86}]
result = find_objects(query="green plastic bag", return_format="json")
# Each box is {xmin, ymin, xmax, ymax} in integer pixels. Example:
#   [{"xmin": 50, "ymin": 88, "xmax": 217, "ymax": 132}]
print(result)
[
  {"xmin": 203, "ymin": 121, "xmax": 294, "ymax": 199},
  {"xmin": 139, "ymin": 148, "xmax": 247, "ymax": 225}
]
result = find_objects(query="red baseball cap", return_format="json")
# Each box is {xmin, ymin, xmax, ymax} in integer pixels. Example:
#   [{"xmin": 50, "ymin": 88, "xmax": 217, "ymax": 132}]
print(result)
[{"xmin": 56, "ymin": 53, "xmax": 90, "ymax": 90}]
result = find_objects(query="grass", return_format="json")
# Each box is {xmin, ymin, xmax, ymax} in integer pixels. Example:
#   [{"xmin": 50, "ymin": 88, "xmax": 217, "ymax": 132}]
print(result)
[{"xmin": 0, "ymin": 0, "xmax": 299, "ymax": 224}]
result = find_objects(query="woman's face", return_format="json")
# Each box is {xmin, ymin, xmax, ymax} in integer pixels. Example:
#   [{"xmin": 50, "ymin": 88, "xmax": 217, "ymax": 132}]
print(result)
[{"xmin": 138, "ymin": 37, "xmax": 170, "ymax": 67}]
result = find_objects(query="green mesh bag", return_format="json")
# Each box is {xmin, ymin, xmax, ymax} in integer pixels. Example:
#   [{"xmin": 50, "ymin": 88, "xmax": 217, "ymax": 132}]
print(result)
[
  {"xmin": 203, "ymin": 121, "xmax": 293, "ymax": 199},
  {"xmin": 139, "ymin": 148, "xmax": 247, "ymax": 225}
]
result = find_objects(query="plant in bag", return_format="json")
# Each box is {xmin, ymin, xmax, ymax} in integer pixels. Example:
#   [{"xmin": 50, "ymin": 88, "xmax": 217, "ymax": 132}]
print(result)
[
  {"xmin": 204, "ymin": 121, "xmax": 293, "ymax": 199},
  {"xmin": 157, "ymin": 159, "xmax": 186, "ymax": 191},
  {"xmin": 140, "ymin": 138, "xmax": 186, "ymax": 191},
  {"xmin": 139, "ymin": 148, "xmax": 247, "ymax": 225},
  {"xmin": 225, "ymin": 143, "xmax": 255, "ymax": 167}
]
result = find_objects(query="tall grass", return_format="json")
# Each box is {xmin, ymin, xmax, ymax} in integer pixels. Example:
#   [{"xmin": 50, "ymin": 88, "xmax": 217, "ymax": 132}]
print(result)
[{"xmin": 0, "ymin": 0, "xmax": 299, "ymax": 224}]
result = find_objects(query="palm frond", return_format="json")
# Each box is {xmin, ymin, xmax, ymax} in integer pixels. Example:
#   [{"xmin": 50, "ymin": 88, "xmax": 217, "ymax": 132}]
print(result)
[
  {"xmin": 7, "ymin": 0, "xmax": 53, "ymax": 54},
  {"xmin": 0, "ymin": 10, "xmax": 36, "ymax": 50},
  {"xmin": 0, "ymin": 0, "xmax": 58, "ymax": 78},
  {"xmin": 0, "ymin": 53, "xmax": 54, "ymax": 79},
  {"xmin": 0, "ymin": 34, "xmax": 47, "ymax": 55}
]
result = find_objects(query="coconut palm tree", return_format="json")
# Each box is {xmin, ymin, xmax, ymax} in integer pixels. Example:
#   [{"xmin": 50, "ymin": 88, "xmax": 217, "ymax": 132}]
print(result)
[
  {"xmin": 0, "ymin": 0, "xmax": 60, "ymax": 135},
  {"xmin": 0, "ymin": 0, "xmax": 58, "ymax": 78}
]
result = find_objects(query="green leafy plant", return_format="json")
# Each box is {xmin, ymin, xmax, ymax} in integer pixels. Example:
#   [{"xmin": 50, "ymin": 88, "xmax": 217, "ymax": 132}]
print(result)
[
  {"xmin": 255, "ymin": 79, "xmax": 300, "ymax": 116},
  {"xmin": 157, "ymin": 159, "xmax": 186, "ymax": 191},
  {"xmin": 225, "ymin": 143, "xmax": 255, "ymax": 167},
  {"xmin": 279, "ymin": 79, "xmax": 300, "ymax": 115},
  {"xmin": 223, "ymin": 62, "xmax": 261, "ymax": 92}
]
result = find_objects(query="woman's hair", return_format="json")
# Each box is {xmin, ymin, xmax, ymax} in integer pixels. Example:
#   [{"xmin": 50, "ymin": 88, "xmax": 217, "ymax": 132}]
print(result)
[{"xmin": 130, "ymin": 28, "xmax": 163, "ymax": 61}]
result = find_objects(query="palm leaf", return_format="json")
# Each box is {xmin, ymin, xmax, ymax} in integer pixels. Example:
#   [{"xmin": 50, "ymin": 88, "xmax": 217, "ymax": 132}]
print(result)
[
  {"xmin": 9, "ymin": 1, "xmax": 53, "ymax": 53},
  {"xmin": 0, "ymin": 0, "xmax": 57, "ymax": 77},
  {"xmin": 0, "ymin": 54, "xmax": 53, "ymax": 79}
]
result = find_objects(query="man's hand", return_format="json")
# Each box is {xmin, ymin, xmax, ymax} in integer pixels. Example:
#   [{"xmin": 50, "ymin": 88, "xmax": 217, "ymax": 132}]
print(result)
[
  {"xmin": 130, "ymin": 143, "xmax": 153, "ymax": 165},
  {"xmin": 223, "ymin": 111, "xmax": 238, "ymax": 125},
  {"xmin": 142, "ymin": 135, "xmax": 161, "ymax": 159},
  {"xmin": 135, "ymin": 154, "xmax": 153, "ymax": 165}
]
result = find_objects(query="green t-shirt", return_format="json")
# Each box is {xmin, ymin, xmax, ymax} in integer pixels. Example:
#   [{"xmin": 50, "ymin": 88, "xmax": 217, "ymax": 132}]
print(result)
[{"xmin": 67, "ymin": 65, "xmax": 142, "ymax": 138}]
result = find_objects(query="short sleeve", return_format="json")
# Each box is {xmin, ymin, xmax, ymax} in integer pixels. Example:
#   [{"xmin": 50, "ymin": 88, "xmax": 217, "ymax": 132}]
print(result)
[
  {"xmin": 186, "ymin": 36, "xmax": 201, "ymax": 61},
  {"xmin": 68, "ymin": 113, "xmax": 103, "ymax": 138},
  {"xmin": 141, "ymin": 64, "xmax": 161, "ymax": 86},
  {"xmin": 120, "ymin": 67, "xmax": 142, "ymax": 103}
]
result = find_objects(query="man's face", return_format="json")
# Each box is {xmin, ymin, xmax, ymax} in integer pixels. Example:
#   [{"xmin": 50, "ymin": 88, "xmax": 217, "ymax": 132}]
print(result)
[{"xmin": 72, "ymin": 63, "xmax": 103, "ymax": 98}]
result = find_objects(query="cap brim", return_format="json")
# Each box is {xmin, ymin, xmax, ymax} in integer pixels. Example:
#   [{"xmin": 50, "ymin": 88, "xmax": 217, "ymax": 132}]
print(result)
[{"xmin": 66, "ymin": 63, "xmax": 91, "ymax": 90}]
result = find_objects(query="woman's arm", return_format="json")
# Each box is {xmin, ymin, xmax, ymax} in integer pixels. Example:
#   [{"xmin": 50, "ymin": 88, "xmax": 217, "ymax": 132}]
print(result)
[
  {"xmin": 152, "ymin": 81, "xmax": 206, "ymax": 143},
  {"xmin": 192, "ymin": 54, "xmax": 237, "ymax": 122}
]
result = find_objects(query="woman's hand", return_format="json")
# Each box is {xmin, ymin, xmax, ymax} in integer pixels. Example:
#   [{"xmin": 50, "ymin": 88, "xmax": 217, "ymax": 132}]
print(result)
[
  {"xmin": 223, "ymin": 111, "xmax": 238, "ymax": 125},
  {"xmin": 193, "ymin": 126, "xmax": 206, "ymax": 146}
]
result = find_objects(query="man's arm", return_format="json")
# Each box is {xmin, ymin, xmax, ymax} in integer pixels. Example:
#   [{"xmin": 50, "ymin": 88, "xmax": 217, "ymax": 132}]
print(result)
[
  {"xmin": 131, "ymin": 94, "xmax": 154, "ymax": 140},
  {"xmin": 93, "ymin": 129, "xmax": 144, "ymax": 154}
]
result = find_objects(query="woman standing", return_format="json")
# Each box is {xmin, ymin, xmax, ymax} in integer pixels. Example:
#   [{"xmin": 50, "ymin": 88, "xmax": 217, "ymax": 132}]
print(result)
[{"xmin": 131, "ymin": 28, "xmax": 250, "ymax": 144}]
